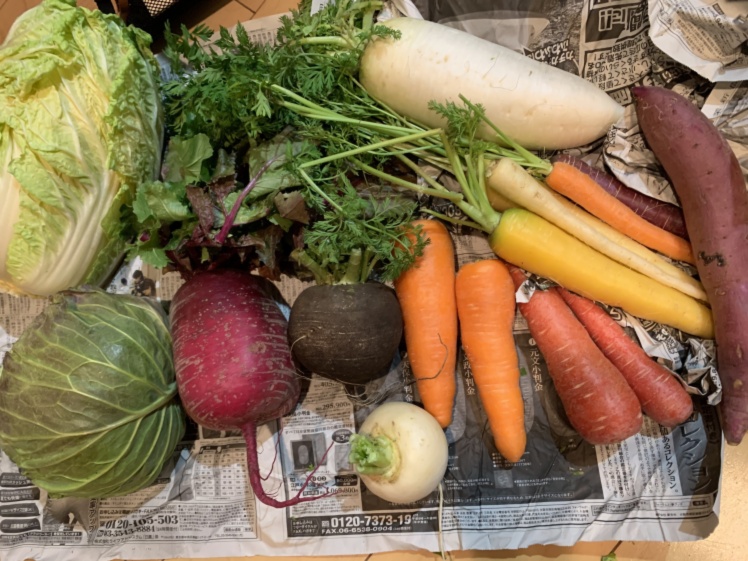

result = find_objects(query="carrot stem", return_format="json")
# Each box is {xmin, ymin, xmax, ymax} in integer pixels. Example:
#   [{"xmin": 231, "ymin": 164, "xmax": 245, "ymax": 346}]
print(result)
[
  {"xmin": 341, "ymin": 248, "xmax": 363, "ymax": 284},
  {"xmin": 457, "ymin": 94, "xmax": 552, "ymax": 174},
  {"xmin": 421, "ymin": 209, "xmax": 483, "ymax": 231},
  {"xmin": 351, "ymin": 157, "xmax": 463, "ymax": 202},
  {"xmin": 298, "ymin": 128, "xmax": 442, "ymax": 168}
]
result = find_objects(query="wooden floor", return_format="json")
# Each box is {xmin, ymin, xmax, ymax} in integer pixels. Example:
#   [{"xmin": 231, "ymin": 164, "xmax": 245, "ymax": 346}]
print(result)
[{"xmin": 0, "ymin": 0, "xmax": 299, "ymax": 43}]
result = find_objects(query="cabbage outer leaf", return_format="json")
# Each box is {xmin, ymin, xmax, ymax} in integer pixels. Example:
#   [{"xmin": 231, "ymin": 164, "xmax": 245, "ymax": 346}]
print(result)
[{"xmin": 0, "ymin": 289, "xmax": 185, "ymax": 498}]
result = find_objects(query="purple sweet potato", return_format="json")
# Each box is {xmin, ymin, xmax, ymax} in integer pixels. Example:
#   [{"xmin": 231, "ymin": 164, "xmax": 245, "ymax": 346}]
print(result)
[
  {"xmin": 550, "ymin": 154, "xmax": 689, "ymax": 239},
  {"xmin": 633, "ymin": 85, "xmax": 748, "ymax": 444}
]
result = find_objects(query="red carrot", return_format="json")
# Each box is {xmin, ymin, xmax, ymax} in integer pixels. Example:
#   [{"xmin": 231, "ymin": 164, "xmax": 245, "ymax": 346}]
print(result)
[
  {"xmin": 509, "ymin": 267, "xmax": 642, "ymax": 445},
  {"xmin": 558, "ymin": 288, "xmax": 693, "ymax": 428}
]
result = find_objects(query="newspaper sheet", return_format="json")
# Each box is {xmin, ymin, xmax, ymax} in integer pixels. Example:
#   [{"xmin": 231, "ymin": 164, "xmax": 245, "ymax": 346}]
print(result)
[
  {"xmin": 0, "ymin": 243, "xmax": 723, "ymax": 560},
  {"xmin": 0, "ymin": 1, "xmax": 738, "ymax": 559},
  {"xmin": 647, "ymin": 0, "xmax": 748, "ymax": 82}
]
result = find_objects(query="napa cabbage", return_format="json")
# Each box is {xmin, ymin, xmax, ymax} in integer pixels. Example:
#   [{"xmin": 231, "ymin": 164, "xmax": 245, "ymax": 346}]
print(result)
[{"xmin": 0, "ymin": 0, "xmax": 163, "ymax": 297}]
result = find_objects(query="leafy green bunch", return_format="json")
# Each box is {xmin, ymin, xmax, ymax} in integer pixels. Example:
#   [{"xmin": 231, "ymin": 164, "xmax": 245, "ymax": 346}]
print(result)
[
  {"xmin": 161, "ymin": 23, "xmax": 277, "ymax": 148},
  {"xmin": 290, "ymin": 148, "xmax": 426, "ymax": 285},
  {"xmin": 131, "ymin": 0, "xmax": 430, "ymax": 283}
]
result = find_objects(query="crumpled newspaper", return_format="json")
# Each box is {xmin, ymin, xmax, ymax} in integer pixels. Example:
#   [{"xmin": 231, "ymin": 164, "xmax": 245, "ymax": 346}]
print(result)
[
  {"xmin": 648, "ymin": 0, "xmax": 748, "ymax": 82},
  {"xmin": 382, "ymin": 0, "xmax": 422, "ymax": 19}
]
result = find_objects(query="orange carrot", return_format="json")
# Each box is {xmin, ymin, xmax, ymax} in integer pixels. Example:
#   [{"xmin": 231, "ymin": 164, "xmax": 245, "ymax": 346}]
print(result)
[
  {"xmin": 545, "ymin": 161, "xmax": 695, "ymax": 265},
  {"xmin": 558, "ymin": 288, "xmax": 693, "ymax": 428},
  {"xmin": 394, "ymin": 219, "xmax": 457, "ymax": 428},
  {"xmin": 456, "ymin": 259, "xmax": 526, "ymax": 462},
  {"xmin": 509, "ymin": 266, "xmax": 643, "ymax": 445}
]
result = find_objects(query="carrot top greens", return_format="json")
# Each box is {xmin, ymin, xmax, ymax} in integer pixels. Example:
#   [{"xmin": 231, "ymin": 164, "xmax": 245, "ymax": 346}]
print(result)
[
  {"xmin": 132, "ymin": 0, "xmax": 547, "ymax": 280},
  {"xmin": 132, "ymin": 0, "xmax": 433, "ymax": 281}
]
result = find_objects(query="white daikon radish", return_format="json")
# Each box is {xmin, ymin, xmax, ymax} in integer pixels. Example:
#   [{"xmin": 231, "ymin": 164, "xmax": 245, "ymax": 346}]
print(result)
[{"xmin": 360, "ymin": 18, "xmax": 624, "ymax": 150}]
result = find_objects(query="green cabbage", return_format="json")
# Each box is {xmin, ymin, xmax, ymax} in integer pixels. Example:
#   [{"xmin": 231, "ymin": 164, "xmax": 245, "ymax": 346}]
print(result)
[
  {"xmin": 0, "ymin": 0, "xmax": 163, "ymax": 297},
  {"xmin": 0, "ymin": 289, "xmax": 185, "ymax": 498}
]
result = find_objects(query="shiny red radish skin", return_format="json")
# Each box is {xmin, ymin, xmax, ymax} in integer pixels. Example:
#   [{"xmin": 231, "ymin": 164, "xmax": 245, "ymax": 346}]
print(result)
[
  {"xmin": 558, "ymin": 288, "xmax": 693, "ymax": 428},
  {"xmin": 509, "ymin": 267, "xmax": 642, "ymax": 445},
  {"xmin": 170, "ymin": 269, "xmax": 327, "ymax": 507},
  {"xmin": 633, "ymin": 86, "xmax": 748, "ymax": 445}
]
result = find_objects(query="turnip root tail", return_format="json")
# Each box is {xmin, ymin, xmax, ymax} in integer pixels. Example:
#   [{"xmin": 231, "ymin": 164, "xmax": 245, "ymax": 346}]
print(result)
[{"xmin": 242, "ymin": 421, "xmax": 337, "ymax": 508}]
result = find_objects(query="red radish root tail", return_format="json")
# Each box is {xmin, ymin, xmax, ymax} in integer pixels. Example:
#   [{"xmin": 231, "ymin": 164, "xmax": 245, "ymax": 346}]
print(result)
[{"xmin": 242, "ymin": 422, "xmax": 339, "ymax": 508}]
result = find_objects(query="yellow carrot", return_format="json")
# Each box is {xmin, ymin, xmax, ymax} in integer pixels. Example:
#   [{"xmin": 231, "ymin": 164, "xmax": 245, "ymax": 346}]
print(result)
[{"xmin": 490, "ymin": 208, "xmax": 714, "ymax": 339}]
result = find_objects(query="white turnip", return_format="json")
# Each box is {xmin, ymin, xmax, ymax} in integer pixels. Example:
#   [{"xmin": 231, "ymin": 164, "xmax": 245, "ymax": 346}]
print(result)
[
  {"xmin": 359, "ymin": 17, "xmax": 624, "ymax": 151},
  {"xmin": 349, "ymin": 401, "xmax": 448, "ymax": 504},
  {"xmin": 170, "ymin": 268, "xmax": 332, "ymax": 507}
]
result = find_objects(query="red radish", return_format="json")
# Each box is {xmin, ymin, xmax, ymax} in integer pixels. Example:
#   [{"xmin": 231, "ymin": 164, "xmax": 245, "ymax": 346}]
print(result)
[
  {"xmin": 509, "ymin": 267, "xmax": 642, "ymax": 445},
  {"xmin": 550, "ymin": 154, "xmax": 689, "ymax": 240},
  {"xmin": 558, "ymin": 288, "xmax": 693, "ymax": 428},
  {"xmin": 170, "ymin": 268, "xmax": 330, "ymax": 507},
  {"xmin": 633, "ymin": 86, "xmax": 748, "ymax": 444}
]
